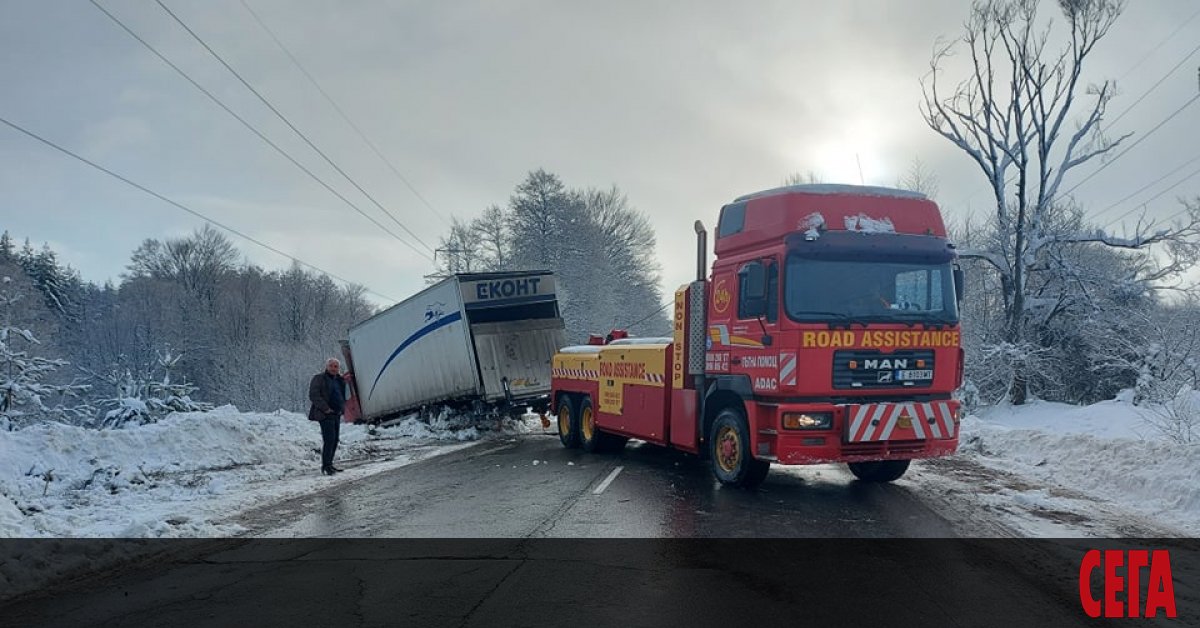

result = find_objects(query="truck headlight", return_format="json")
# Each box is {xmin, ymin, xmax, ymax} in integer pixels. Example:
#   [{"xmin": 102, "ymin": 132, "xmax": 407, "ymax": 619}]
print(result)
[{"xmin": 782, "ymin": 412, "xmax": 833, "ymax": 430}]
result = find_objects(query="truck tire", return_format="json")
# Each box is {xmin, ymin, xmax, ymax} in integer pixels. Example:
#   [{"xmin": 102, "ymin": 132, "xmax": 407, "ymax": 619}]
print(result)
[
  {"xmin": 579, "ymin": 397, "xmax": 601, "ymax": 452},
  {"xmin": 709, "ymin": 407, "xmax": 770, "ymax": 488},
  {"xmin": 847, "ymin": 459, "xmax": 910, "ymax": 483},
  {"xmin": 556, "ymin": 394, "xmax": 581, "ymax": 449},
  {"xmin": 577, "ymin": 397, "xmax": 628, "ymax": 453}
]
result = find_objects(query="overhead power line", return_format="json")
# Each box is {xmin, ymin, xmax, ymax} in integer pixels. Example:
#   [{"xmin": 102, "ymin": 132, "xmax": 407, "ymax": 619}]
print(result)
[
  {"xmin": 1107, "ymin": 40, "xmax": 1200, "ymax": 128},
  {"xmin": 1064, "ymin": 92, "xmax": 1200, "ymax": 199},
  {"xmin": 238, "ymin": 0, "xmax": 451, "ymax": 228},
  {"xmin": 1092, "ymin": 151, "xmax": 1200, "ymax": 221},
  {"xmin": 1115, "ymin": 5, "xmax": 1200, "ymax": 83},
  {"xmin": 943, "ymin": 16, "xmax": 1200, "ymax": 213},
  {"xmin": 1102, "ymin": 164, "xmax": 1200, "ymax": 230},
  {"xmin": 622, "ymin": 300, "xmax": 673, "ymax": 331},
  {"xmin": 88, "ymin": 0, "xmax": 433, "ymax": 263},
  {"xmin": 0, "ymin": 115, "xmax": 399, "ymax": 303},
  {"xmin": 154, "ymin": 0, "xmax": 437, "ymax": 254}
]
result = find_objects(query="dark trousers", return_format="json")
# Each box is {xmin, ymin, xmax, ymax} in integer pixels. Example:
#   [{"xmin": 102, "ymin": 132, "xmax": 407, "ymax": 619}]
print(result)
[{"xmin": 319, "ymin": 417, "xmax": 340, "ymax": 468}]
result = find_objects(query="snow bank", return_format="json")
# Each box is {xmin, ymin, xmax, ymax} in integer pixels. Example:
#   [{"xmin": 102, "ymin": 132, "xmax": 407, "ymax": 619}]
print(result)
[
  {"xmin": 0, "ymin": 406, "xmax": 512, "ymax": 600},
  {"xmin": 961, "ymin": 399, "xmax": 1200, "ymax": 534},
  {"xmin": 0, "ymin": 406, "xmax": 490, "ymax": 539}
]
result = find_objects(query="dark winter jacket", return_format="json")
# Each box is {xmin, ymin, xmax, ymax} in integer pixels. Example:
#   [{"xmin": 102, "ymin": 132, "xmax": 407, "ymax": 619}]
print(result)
[{"xmin": 308, "ymin": 372, "xmax": 345, "ymax": 421}]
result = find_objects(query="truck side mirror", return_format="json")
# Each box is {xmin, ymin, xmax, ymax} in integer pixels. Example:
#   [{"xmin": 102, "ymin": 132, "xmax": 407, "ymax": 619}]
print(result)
[
  {"xmin": 738, "ymin": 262, "xmax": 767, "ymax": 318},
  {"xmin": 953, "ymin": 266, "xmax": 965, "ymax": 302}
]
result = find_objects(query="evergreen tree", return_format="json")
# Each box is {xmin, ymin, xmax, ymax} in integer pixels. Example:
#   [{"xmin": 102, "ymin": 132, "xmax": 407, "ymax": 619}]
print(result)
[
  {"xmin": 0, "ymin": 276, "xmax": 89, "ymax": 430},
  {"xmin": 0, "ymin": 231, "xmax": 15, "ymax": 264}
]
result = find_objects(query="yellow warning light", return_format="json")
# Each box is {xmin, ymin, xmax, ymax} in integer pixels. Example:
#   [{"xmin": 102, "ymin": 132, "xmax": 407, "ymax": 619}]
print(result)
[
  {"xmin": 916, "ymin": 359, "xmax": 926, "ymax": 368},
  {"xmin": 849, "ymin": 360, "xmax": 858, "ymax": 370}
]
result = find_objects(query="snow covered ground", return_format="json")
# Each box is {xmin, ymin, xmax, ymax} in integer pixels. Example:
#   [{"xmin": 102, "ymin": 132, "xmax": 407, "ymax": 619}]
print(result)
[
  {"xmin": 0, "ymin": 406, "xmax": 513, "ymax": 538},
  {"xmin": 912, "ymin": 396, "xmax": 1200, "ymax": 537},
  {"xmin": 3, "ymin": 394, "xmax": 1195, "ymax": 599},
  {"xmin": 0, "ymin": 406, "xmax": 551, "ymax": 598}
]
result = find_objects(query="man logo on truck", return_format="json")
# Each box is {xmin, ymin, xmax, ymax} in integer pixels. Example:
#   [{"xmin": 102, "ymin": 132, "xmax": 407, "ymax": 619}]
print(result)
[{"xmin": 476, "ymin": 277, "xmax": 542, "ymax": 301}]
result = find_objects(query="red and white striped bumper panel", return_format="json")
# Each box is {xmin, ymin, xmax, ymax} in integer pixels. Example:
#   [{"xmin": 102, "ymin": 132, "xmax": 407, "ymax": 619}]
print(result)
[
  {"xmin": 846, "ymin": 401, "xmax": 957, "ymax": 442},
  {"xmin": 552, "ymin": 368, "xmax": 599, "ymax": 379}
]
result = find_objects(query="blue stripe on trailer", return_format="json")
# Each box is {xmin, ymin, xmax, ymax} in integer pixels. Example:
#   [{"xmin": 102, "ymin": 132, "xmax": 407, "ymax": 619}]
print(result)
[{"xmin": 368, "ymin": 311, "xmax": 463, "ymax": 400}]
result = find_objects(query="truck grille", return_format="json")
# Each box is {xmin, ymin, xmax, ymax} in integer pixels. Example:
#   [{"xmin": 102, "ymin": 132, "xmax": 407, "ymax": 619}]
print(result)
[{"xmin": 832, "ymin": 350, "xmax": 935, "ymax": 390}]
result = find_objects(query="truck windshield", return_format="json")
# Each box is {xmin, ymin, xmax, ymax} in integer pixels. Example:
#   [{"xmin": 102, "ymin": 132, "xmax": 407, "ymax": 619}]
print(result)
[{"xmin": 785, "ymin": 256, "xmax": 958, "ymax": 323}]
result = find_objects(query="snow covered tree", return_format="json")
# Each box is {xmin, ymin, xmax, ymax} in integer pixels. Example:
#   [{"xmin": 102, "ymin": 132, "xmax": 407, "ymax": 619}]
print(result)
[
  {"xmin": 921, "ymin": 0, "xmax": 1200, "ymax": 403},
  {"xmin": 24, "ymin": 244, "xmax": 80, "ymax": 319},
  {"xmin": 782, "ymin": 170, "xmax": 824, "ymax": 186},
  {"xmin": 0, "ymin": 276, "xmax": 89, "ymax": 430},
  {"xmin": 896, "ymin": 157, "xmax": 940, "ymax": 199},
  {"xmin": 472, "ymin": 204, "xmax": 510, "ymax": 271},
  {"xmin": 88, "ymin": 348, "xmax": 212, "ymax": 429},
  {"xmin": 0, "ymin": 232, "xmax": 15, "ymax": 264},
  {"xmin": 508, "ymin": 169, "xmax": 581, "ymax": 272},
  {"xmin": 581, "ymin": 185, "xmax": 668, "ymax": 336},
  {"xmin": 429, "ymin": 218, "xmax": 484, "ymax": 282},
  {"xmin": 127, "ymin": 224, "xmax": 239, "ymax": 306},
  {"xmin": 431, "ymin": 171, "xmax": 668, "ymax": 340}
]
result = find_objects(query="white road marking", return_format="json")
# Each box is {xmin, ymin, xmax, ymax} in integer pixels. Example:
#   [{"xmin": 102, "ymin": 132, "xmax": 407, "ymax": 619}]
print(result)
[
  {"xmin": 593, "ymin": 466, "xmax": 624, "ymax": 495},
  {"xmin": 471, "ymin": 444, "xmax": 515, "ymax": 458}
]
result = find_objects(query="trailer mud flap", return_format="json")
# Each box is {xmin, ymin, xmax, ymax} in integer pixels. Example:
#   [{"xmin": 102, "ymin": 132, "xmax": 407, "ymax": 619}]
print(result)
[{"xmin": 844, "ymin": 401, "xmax": 957, "ymax": 442}]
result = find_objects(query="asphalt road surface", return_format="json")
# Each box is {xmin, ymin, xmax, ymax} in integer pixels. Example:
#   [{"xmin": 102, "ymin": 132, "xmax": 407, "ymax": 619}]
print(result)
[
  {"xmin": 239, "ymin": 435, "xmax": 965, "ymax": 537},
  {"xmin": 4, "ymin": 436, "xmax": 1197, "ymax": 627}
]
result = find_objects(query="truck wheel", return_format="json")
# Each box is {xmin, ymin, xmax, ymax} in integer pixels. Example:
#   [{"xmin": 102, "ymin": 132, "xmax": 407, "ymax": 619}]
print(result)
[
  {"xmin": 579, "ymin": 397, "xmax": 601, "ymax": 453},
  {"xmin": 577, "ymin": 396, "xmax": 628, "ymax": 453},
  {"xmin": 847, "ymin": 459, "xmax": 910, "ymax": 483},
  {"xmin": 709, "ymin": 407, "xmax": 770, "ymax": 488},
  {"xmin": 556, "ymin": 395, "xmax": 580, "ymax": 449}
]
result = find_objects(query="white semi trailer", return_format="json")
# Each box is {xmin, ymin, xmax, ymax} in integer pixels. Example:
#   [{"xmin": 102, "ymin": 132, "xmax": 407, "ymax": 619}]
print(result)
[{"xmin": 341, "ymin": 271, "xmax": 566, "ymax": 423}]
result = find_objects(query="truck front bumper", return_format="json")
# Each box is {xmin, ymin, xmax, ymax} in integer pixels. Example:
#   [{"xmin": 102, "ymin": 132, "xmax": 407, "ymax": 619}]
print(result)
[{"xmin": 760, "ymin": 400, "xmax": 961, "ymax": 465}]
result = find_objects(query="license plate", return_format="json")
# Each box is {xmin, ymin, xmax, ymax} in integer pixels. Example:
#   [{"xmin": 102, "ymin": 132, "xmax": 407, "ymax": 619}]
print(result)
[{"xmin": 897, "ymin": 369, "xmax": 932, "ymax": 380}]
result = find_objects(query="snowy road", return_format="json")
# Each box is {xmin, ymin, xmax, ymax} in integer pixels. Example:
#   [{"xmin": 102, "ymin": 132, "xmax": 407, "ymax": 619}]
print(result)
[
  {"xmin": 4, "ymin": 434, "xmax": 1199, "ymax": 626},
  {"xmin": 240, "ymin": 434, "xmax": 1183, "ymax": 539},
  {"xmin": 243, "ymin": 436, "xmax": 975, "ymax": 537}
]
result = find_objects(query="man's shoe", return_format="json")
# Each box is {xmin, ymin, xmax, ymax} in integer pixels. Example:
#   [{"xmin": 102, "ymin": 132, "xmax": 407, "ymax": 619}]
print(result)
[
  {"xmin": 321, "ymin": 467, "xmax": 335, "ymax": 476},
  {"xmin": 330, "ymin": 466, "xmax": 344, "ymax": 473}
]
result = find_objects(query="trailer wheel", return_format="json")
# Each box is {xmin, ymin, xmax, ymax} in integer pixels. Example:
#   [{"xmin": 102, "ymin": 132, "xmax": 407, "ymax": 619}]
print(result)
[
  {"xmin": 556, "ymin": 395, "xmax": 581, "ymax": 449},
  {"xmin": 847, "ymin": 459, "xmax": 910, "ymax": 483},
  {"xmin": 709, "ymin": 407, "xmax": 770, "ymax": 488}
]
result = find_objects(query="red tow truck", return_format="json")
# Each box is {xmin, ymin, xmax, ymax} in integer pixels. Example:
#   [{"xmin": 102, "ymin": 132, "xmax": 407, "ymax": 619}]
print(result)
[{"xmin": 550, "ymin": 184, "xmax": 965, "ymax": 487}]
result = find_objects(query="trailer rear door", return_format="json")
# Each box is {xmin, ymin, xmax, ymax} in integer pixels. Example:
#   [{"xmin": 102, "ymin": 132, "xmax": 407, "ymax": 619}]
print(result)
[{"xmin": 472, "ymin": 318, "xmax": 567, "ymax": 402}]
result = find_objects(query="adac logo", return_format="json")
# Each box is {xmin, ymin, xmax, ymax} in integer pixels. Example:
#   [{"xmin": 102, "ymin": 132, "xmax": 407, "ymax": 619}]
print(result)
[
  {"xmin": 424, "ymin": 302, "xmax": 447, "ymax": 322},
  {"xmin": 714, "ymin": 280, "xmax": 731, "ymax": 314}
]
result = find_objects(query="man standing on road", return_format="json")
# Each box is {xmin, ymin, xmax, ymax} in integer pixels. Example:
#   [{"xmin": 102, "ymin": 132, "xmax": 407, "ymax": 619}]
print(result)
[{"xmin": 308, "ymin": 358, "xmax": 346, "ymax": 475}]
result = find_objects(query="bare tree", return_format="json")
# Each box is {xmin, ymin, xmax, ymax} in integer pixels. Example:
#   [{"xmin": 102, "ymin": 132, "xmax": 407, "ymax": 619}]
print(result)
[
  {"xmin": 897, "ymin": 156, "xmax": 940, "ymax": 198},
  {"xmin": 783, "ymin": 170, "xmax": 824, "ymax": 186},
  {"xmin": 430, "ymin": 218, "xmax": 483, "ymax": 281},
  {"xmin": 127, "ymin": 225, "xmax": 239, "ymax": 306},
  {"xmin": 921, "ymin": 0, "xmax": 1200, "ymax": 403},
  {"xmin": 472, "ymin": 204, "xmax": 510, "ymax": 271}
]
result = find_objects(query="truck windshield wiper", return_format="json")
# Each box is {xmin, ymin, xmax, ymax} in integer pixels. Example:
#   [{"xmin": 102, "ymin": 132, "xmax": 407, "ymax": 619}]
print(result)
[
  {"xmin": 795, "ymin": 311, "xmax": 866, "ymax": 329},
  {"xmin": 884, "ymin": 314, "xmax": 953, "ymax": 328}
]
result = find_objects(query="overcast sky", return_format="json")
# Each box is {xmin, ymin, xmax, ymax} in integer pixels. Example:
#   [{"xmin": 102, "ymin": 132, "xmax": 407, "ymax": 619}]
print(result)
[{"xmin": 1, "ymin": 0, "xmax": 1197, "ymax": 310}]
